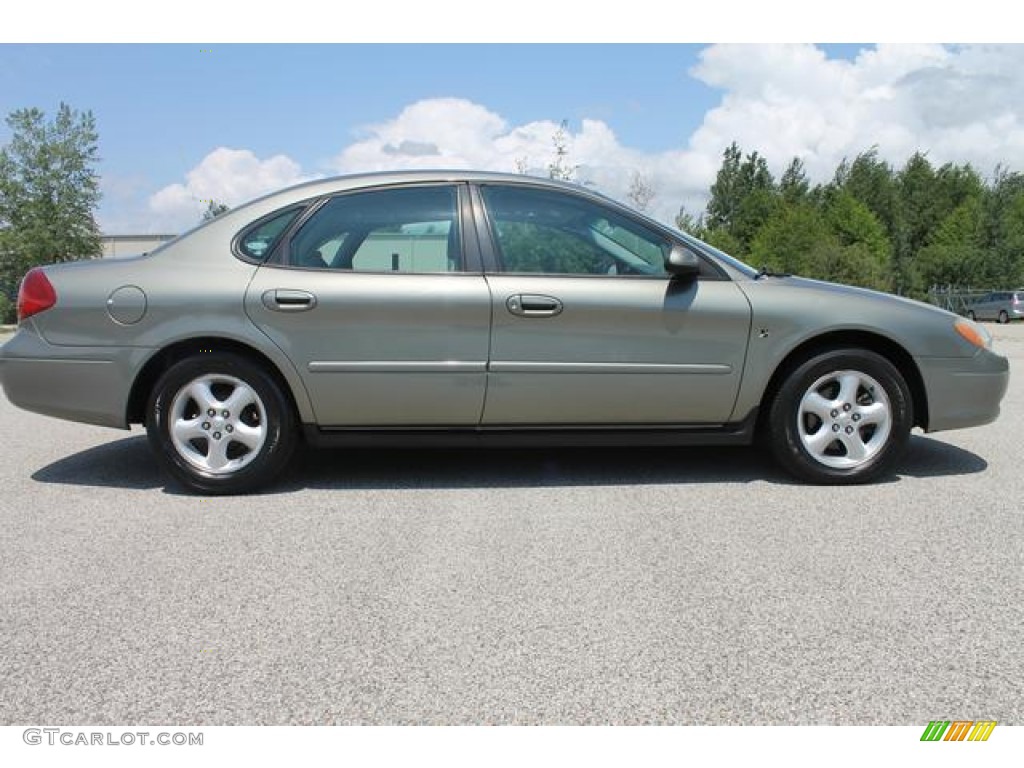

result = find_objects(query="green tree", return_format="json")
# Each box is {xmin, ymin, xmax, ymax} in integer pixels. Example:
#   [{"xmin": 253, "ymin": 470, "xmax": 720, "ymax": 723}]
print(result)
[
  {"xmin": 978, "ymin": 167, "xmax": 1024, "ymax": 287},
  {"xmin": 0, "ymin": 103, "xmax": 101, "ymax": 315},
  {"xmin": 705, "ymin": 143, "xmax": 777, "ymax": 255},
  {"xmin": 674, "ymin": 206, "xmax": 704, "ymax": 236},
  {"xmin": 547, "ymin": 120, "xmax": 577, "ymax": 182},
  {"xmin": 917, "ymin": 198, "xmax": 988, "ymax": 288},
  {"xmin": 779, "ymin": 157, "xmax": 810, "ymax": 204},
  {"xmin": 834, "ymin": 148, "xmax": 900, "ymax": 237},
  {"xmin": 825, "ymin": 191, "xmax": 889, "ymax": 258},
  {"xmin": 749, "ymin": 202, "xmax": 831, "ymax": 276},
  {"xmin": 704, "ymin": 142, "xmax": 743, "ymax": 231}
]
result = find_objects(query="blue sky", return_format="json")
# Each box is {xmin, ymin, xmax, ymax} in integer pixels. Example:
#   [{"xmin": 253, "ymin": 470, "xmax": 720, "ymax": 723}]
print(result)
[
  {"xmin": 0, "ymin": 45, "xmax": 724, "ymax": 170},
  {"xmin": 3, "ymin": 43, "xmax": 1024, "ymax": 233}
]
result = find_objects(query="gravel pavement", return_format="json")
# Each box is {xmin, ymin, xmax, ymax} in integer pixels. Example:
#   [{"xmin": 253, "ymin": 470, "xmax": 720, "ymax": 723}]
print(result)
[{"xmin": 0, "ymin": 326, "xmax": 1021, "ymax": 724}]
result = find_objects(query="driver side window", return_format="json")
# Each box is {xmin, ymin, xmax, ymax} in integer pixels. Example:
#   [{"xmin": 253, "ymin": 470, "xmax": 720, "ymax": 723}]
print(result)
[{"xmin": 480, "ymin": 185, "xmax": 670, "ymax": 276}]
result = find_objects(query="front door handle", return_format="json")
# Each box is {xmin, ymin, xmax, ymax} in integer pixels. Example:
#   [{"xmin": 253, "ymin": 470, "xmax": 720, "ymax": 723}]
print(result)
[
  {"xmin": 506, "ymin": 294, "xmax": 563, "ymax": 318},
  {"xmin": 262, "ymin": 289, "xmax": 317, "ymax": 312}
]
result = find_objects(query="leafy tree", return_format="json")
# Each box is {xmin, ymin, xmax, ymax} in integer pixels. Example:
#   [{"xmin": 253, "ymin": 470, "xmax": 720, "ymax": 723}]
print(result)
[
  {"xmin": 917, "ymin": 198, "xmax": 988, "ymax": 288},
  {"xmin": 674, "ymin": 206, "xmax": 705, "ymax": 236},
  {"xmin": 825, "ymin": 191, "xmax": 889, "ymax": 257},
  {"xmin": 704, "ymin": 142, "xmax": 743, "ymax": 231},
  {"xmin": 731, "ymin": 187, "xmax": 780, "ymax": 256},
  {"xmin": 202, "ymin": 199, "xmax": 230, "ymax": 220},
  {"xmin": 834, "ymin": 148, "xmax": 900, "ymax": 234},
  {"xmin": 779, "ymin": 157, "xmax": 810, "ymax": 204},
  {"xmin": 682, "ymin": 141, "xmax": 1024, "ymax": 296},
  {"xmin": 749, "ymin": 202, "xmax": 831, "ymax": 276},
  {"xmin": 627, "ymin": 171, "xmax": 656, "ymax": 212},
  {"xmin": 0, "ymin": 103, "xmax": 101, "ymax": 316},
  {"xmin": 705, "ymin": 143, "xmax": 775, "ymax": 240},
  {"xmin": 812, "ymin": 241, "xmax": 889, "ymax": 291},
  {"xmin": 701, "ymin": 227, "xmax": 744, "ymax": 258},
  {"xmin": 547, "ymin": 120, "xmax": 577, "ymax": 182}
]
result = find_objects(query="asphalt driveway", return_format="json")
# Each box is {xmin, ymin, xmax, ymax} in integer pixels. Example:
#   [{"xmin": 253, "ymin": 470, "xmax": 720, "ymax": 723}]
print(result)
[{"xmin": 0, "ymin": 325, "xmax": 1021, "ymax": 724}]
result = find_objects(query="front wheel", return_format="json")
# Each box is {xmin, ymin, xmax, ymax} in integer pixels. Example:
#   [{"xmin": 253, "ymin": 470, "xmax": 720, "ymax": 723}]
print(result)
[
  {"xmin": 766, "ymin": 349, "xmax": 912, "ymax": 484},
  {"xmin": 998, "ymin": 310, "xmax": 1009, "ymax": 324},
  {"xmin": 146, "ymin": 353, "xmax": 297, "ymax": 494},
  {"xmin": 966, "ymin": 310, "xmax": 976, "ymax": 321}
]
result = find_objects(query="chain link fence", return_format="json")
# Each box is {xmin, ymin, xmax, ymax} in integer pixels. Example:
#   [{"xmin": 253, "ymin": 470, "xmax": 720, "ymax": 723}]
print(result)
[{"xmin": 926, "ymin": 286, "xmax": 992, "ymax": 316}]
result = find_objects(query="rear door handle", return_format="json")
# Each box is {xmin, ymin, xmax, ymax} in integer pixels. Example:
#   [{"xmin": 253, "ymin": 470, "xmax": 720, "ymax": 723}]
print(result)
[
  {"xmin": 263, "ymin": 289, "xmax": 317, "ymax": 312},
  {"xmin": 506, "ymin": 294, "xmax": 563, "ymax": 318}
]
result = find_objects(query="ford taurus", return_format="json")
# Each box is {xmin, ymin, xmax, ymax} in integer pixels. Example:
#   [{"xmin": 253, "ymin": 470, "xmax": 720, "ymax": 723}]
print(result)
[{"xmin": 0, "ymin": 171, "xmax": 1009, "ymax": 493}]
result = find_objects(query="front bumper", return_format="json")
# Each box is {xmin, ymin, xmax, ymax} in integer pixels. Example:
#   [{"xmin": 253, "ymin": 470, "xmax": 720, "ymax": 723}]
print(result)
[
  {"xmin": 917, "ymin": 348, "xmax": 1009, "ymax": 432},
  {"xmin": 0, "ymin": 327, "xmax": 141, "ymax": 429}
]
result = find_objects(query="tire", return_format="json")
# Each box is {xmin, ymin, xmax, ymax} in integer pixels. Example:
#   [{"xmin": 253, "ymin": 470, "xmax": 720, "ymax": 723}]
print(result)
[
  {"xmin": 146, "ymin": 353, "xmax": 297, "ymax": 494},
  {"xmin": 766, "ymin": 349, "xmax": 912, "ymax": 484},
  {"xmin": 966, "ymin": 310, "xmax": 976, "ymax": 321},
  {"xmin": 998, "ymin": 310, "xmax": 1009, "ymax": 324}
]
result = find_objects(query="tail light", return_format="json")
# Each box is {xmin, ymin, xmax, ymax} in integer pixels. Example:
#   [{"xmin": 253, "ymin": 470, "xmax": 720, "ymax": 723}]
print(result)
[{"xmin": 17, "ymin": 268, "xmax": 57, "ymax": 322}]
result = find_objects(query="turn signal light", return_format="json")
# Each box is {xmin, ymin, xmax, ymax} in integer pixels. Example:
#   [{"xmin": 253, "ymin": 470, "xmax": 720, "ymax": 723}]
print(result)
[{"xmin": 954, "ymin": 319, "xmax": 992, "ymax": 350}]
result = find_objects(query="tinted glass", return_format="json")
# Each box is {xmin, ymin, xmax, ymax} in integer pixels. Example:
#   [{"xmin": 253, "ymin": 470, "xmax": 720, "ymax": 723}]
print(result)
[
  {"xmin": 481, "ymin": 185, "xmax": 669, "ymax": 276},
  {"xmin": 288, "ymin": 186, "xmax": 460, "ymax": 272}
]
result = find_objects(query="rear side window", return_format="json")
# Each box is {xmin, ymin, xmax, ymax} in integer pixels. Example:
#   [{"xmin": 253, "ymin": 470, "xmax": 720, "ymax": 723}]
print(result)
[
  {"xmin": 286, "ymin": 185, "xmax": 461, "ymax": 272},
  {"xmin": 238, "ymin": 207, "xmax": 303, "ymax": 261}
]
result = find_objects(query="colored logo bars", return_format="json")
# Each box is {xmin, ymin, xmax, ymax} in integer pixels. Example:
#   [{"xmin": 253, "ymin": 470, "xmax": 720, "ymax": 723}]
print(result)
[{"xmin": 920, "ymin": 721, "xmax": 997, "ymax": 742}]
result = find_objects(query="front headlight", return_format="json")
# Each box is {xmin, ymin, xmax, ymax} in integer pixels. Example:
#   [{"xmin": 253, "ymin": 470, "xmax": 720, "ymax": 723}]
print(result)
[{"xmin": 954, "ymin": 318, "xmax": 993, "ymax": 350}]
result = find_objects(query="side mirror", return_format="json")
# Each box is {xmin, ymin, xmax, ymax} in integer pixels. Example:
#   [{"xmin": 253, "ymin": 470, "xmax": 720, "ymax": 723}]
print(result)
[{"xmin": 665, "ymin": 245, "xmax": 700, "ymax": 280}]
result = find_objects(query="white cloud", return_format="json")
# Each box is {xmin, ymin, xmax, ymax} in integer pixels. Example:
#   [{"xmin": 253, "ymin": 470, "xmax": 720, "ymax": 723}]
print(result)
[
  {"xmin": 687, "ymin": 44, "xmax": 1024, "ymax": 185},
  {"xmin": 331, "ymin": 98, "xmax": 711, "ymax": 224},
  {"xmin": 145, "ymin": 45, "xmax": 1024, "ymax": 233},
  {"xmin": 148, "ymin": 147, "xmax": 311, "ymax": 230}
]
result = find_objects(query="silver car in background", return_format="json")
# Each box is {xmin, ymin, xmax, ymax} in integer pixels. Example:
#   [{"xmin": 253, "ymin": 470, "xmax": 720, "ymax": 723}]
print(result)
[
  {"xmin": 0, "ymin": 171, "xmax": 1010, "ymax": 494},
  {"xmin": 966, "ymin": 290, "xmax": 1024, "ymax": 323}
]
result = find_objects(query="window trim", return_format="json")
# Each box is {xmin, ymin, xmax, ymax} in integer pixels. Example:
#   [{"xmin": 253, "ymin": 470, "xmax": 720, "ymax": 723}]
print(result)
[{"xmin": 274, "ymin": 182, "xmax": 480, "ymax": 275}]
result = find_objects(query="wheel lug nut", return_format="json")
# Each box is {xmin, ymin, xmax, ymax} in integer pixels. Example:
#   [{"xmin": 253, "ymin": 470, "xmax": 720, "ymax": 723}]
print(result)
[
  {"xmin": 852, "ymin": 414, "xmax": 861, "ymax": 422},
  {"xmin": 207, "ymin": 408, "xmax": 216, "ymax": 417},
  {"xmin": 213, "ymin": 431, "xmax": 222, "ymax": 440},
  {"xmin": 843, "ymin": 403, "xmax": 852, "ymax": 412},
  {"xmin": 830, "ymin": 409, "xmax": 838, "ymax": 417},
  {"xmin": 832, "ymin": 424, "xmax": 840, "ymax": 432},
  {"xmin": 222, "ymin": 410, "xmax": 229, "ymax": 417},
  {"xmin": 225, "ymin": 424, "xmax": 233, "ymax": 433},
  {"xmin": 845, "ymin": 426, "xmax": 854, "ymax": 434},
  {"xmin": 202, "ymin": 422, "xmax": 210, "ymax": 430}
]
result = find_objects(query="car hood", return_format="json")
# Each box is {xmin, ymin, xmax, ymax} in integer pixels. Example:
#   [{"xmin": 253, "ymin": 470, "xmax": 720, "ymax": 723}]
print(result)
[{"xmin": 771, "ymin": 275, "xmax": 959, "ymax": 319}]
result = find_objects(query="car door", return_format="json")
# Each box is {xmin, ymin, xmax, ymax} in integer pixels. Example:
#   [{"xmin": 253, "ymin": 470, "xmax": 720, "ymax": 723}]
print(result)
[
  {"xmin": 244, "ymin": 183, "xmax": 492, "ymax": 426},
  {"xmin": 473, "ymin": 183, "xmax": 752, "ymax": 426}
]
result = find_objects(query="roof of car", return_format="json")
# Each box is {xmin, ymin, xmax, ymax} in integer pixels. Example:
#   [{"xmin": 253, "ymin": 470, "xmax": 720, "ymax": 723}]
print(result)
[{"xmin": 244, "ymin": 170, "xmax": 612, "ymax": 210}]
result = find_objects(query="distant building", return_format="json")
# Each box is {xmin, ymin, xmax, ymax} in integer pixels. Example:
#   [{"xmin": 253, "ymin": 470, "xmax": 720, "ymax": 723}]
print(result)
[{"xmin": 101, "ymin": 234, "xmax": 176, "ymax": 258}]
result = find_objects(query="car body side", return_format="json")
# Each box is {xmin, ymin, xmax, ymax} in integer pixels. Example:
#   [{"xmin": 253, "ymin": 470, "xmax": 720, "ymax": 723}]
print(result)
[{"xmin": 0, "ymin": 172, "xmax": 1009, "ymax": 446}]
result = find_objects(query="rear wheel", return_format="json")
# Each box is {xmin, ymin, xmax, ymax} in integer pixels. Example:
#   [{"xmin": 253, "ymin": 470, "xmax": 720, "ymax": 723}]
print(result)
[
  {"xmin": 766, "ymin": 349, "xmax": 912, "ymax": 484},
  {"xmin": 998, "ymin": 310, "xmax": 1009, "ymax": 324},
  {"xmin": 146, "ymin": 353, "xmax": 297, "ymax": 494}
]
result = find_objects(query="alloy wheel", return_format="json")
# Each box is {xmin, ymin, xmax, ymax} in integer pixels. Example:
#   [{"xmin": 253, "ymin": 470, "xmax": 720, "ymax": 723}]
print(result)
[
  {"xmin": 796, "ymin": 369, "xmax": 892, "ymax": 470},
  {"xmin": 168, "ymin": 373, "xmax": 268, "ymax": 474}
]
